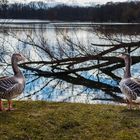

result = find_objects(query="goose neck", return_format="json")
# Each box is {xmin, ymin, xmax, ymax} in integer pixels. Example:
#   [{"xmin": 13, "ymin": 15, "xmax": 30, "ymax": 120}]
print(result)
[
  {"xmin": 124, "ymin": 58, "xmax": 131, "ymax": 78},
  {"xmin": 12, "ymin": 58, "xmax": 21, "ymax": 75}
]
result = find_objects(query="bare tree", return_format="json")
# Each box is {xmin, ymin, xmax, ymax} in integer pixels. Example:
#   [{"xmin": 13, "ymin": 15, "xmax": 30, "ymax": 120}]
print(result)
[{"xmin": 1, "ymin": 24, "xmax": 140, "ymax": 103}]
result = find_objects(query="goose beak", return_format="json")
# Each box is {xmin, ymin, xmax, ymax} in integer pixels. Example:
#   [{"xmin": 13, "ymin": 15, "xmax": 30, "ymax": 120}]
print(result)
[
  {"xmin": 117, "ymin": 54, "xmax": 126, "ymax": 59},
  {"xmin": 117, "ymin": 55, "xmax": 124, "ymax": 59},
  {"xmin": 21, "ymin": 55, "xmax": 27, "ymax": 62}
]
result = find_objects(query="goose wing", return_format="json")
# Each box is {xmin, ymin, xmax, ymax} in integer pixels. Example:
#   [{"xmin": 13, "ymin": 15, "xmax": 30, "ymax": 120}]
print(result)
[
  {"xmin": 0, "ymin": 76, "xmax": 18, "ymax": 93},
  {"xmin": 124, "ymin": 77, "xmax": 140, "ymax": 98}
]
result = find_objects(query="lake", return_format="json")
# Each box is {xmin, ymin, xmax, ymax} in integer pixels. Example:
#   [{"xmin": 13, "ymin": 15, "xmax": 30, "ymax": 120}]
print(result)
[{"xmin": 0, "ymin": 20, "xmax": 140, "ymax": 104}]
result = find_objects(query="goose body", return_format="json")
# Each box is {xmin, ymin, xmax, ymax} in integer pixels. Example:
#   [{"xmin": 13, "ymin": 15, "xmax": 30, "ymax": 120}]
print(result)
[
  {"xmin": 0, "ymin": 75, "xmax": 25, "ymax": 100},
  {"xmin": 120, "ymin": 77, "xmax": 140, "ymax": 103},
  {"xmin": 119, "ymin": 54, "xmax": 140, "ymax": 108},
  {"xmin": 0, "ymin": 53, "xmax": 25, "ymax": 111}
]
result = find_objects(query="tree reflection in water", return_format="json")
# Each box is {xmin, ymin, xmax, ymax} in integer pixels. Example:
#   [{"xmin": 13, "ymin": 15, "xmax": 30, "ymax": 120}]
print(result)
[{"xmin": 0, "ymin": 23, "xmax": 140, "ymax": 104}]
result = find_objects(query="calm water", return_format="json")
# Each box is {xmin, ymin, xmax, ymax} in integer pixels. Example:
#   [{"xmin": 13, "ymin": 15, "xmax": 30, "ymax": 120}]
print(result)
[{"xmin": 0, "ymin": 20, "xmax": 140, "ymax": 104}]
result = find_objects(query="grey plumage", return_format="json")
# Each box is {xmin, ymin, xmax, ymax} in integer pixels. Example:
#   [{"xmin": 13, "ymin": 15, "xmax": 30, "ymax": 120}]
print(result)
[
  {"xmin": 119, "ymin": 54, "xmax": 140, "ymax": 108},
  {"xmin": 120, "ymin": 78, "xmax": 140, "ymax": 100},
  {"xmin": 0, "ymin": 75, "xmax": 25, "ymax": 100},
  {"xmin": 0, "ymin": 53, "xmax": 25, "ymax": 111}
]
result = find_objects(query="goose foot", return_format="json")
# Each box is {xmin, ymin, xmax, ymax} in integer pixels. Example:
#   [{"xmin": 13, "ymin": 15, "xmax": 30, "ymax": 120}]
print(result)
[
  {"xmin": 6, "ymin": 100, "xmax": 15, "ymax": 111},
  {"xmin": 127, "ymin": 101, "xmax": 133, "ymax": 110},
  {"xmin": 5, "ymin": 108, "xmax": 16, "ymax": 111},
  {"xmin": 128, "ymin": 104, "xmax": 133, "ymax": 110},
  {"xmin": 126, "ymin": 99, "xmax": 132, "ymax": 109},
  {"xmin": 0, "ymin": 108, "xmax": 5, "ymax": 111},
  {"xmin": 126, "ymin": 98, "xmax": 135, "ymax": 110}
]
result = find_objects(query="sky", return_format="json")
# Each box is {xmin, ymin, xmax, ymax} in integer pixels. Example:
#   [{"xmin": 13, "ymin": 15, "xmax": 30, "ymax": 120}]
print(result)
[{"xmin": 8, "ymin": 0, "xmax": 131, "ymax": 5}]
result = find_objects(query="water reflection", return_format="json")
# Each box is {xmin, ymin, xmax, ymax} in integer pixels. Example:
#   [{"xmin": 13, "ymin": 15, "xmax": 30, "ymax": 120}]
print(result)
[{"xmin": 0, "ymin": 22, "xmax": 140, "ymax": 104}]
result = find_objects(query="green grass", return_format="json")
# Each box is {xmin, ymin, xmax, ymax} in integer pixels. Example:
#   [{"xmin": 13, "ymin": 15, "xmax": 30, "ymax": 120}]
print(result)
[{"xmin": 0, "ymin": 101, "xmax": 140, "ymax": 140}]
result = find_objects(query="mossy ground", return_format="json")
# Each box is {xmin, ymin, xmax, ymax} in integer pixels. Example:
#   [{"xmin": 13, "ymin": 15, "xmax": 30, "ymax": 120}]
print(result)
[{"xmin": 0, "ymin": 101, "xmax": 140, "ymax": 140}]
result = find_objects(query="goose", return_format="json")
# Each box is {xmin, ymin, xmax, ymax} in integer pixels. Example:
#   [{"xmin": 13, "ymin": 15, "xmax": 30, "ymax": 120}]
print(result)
[
  {"xmin": 119, "ymin": 54, "xmax": 140, "ymax": 109},
  {"xmin": 0, "ymin": 53, "xmax": 25, "ymax": 111}
]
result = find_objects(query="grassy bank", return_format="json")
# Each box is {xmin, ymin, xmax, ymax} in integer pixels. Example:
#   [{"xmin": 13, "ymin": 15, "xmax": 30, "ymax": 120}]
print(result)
[{"xmin": 0, "ymin": 101, "xmax": 140, "ymax": 140}]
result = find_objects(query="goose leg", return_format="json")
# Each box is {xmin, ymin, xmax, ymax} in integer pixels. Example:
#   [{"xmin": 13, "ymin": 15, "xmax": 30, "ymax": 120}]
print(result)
[
  {"xmin": 7, "ymin": 100, "xmax": 15, "ymax": 111},
  {"xmin": 128, "ymin": 100, "xmax": 133, "ymax": 110},
  {"xmin": 126, "ymin": 99, "xmax": 130, "ymax": 109},
  {"xmin": 0, "ymin": 99, "xmax": 4, "ymax": 111}
]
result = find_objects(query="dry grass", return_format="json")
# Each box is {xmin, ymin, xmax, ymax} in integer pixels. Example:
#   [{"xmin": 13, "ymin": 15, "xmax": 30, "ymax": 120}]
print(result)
[{"xmin": 0, "ymin": 101, "xmax": 140, "ymax": 140}]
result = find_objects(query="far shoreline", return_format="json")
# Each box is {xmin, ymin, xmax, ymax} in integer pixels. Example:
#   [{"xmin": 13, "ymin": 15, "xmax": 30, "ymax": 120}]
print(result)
[{"xmin": 0, "ymin": 19, "xmax": 140, "ymax": 26}]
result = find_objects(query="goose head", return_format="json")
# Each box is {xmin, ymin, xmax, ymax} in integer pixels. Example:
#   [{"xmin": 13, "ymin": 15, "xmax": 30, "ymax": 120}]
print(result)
[
  {"xmin": 12, "ymin": 53, "xmax": 25, "ymax": 63},
  {"xmin": 118, "ymin": 53, "xmax": 132, "ymax": 78},
  {"xmin": 118, "ymin": 53, "xmax": 132, "ymax": 64}
]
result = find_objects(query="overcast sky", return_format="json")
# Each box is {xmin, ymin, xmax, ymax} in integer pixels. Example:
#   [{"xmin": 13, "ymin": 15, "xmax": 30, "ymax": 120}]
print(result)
[{"xmin": 8, "ymin": 0, "xmax": 131, "ymax": 4}]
